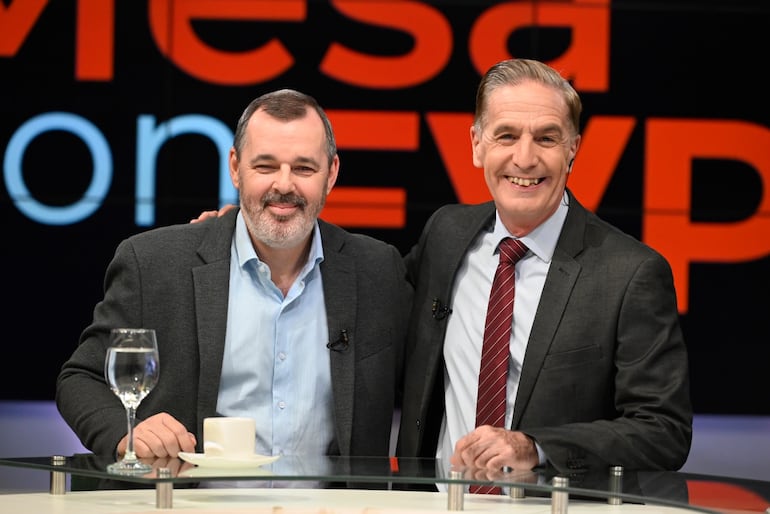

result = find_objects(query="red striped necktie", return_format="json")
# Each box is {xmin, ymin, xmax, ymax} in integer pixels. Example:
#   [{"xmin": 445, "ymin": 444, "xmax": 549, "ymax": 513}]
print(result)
[{"xmin": 470, "ymin": 237, "xmax": 528, "ymax": 494}]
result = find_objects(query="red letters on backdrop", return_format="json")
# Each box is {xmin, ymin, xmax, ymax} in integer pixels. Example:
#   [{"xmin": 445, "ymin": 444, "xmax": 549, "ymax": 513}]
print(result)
[
  {"xmin": 321, "ymin": 1, "xmax": 452, "ymax": 88},
  {"xmin": 2, "ymin": 0, "xmax": 769, "ymax": 313},
  {"xmin": 645, "ymin": 119, "xmax": 770, "ymax": 311}
]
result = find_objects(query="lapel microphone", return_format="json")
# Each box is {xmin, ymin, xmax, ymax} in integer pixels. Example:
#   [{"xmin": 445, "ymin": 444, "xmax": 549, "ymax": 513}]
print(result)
[
  {"xmin": 326, "ymin": 329, "xmax": 349, "ymax": 352},
  {"xmin": 431, "ymin": 298, "xmax": 452, "ymax": 320}
]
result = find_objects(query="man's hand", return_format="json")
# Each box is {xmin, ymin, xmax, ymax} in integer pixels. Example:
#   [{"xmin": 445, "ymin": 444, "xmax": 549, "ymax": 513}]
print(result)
[
  {"xmin": 450, "ymin": 426, "xmax": 539, "ymax": 471},
  {"xmin": 146, "ymin": 455, "xmax": 197, "ymax": 477},
  {"xmin": 116, "ymin": 412, "xmax": 197, "ymax": 458},
  {"xmin": 462, "ymin": 466, "xmax": 539, "ymax": 486},
  {"xmin": 189, "ymin": 204, "xmax": 237, "ymax": 223}
]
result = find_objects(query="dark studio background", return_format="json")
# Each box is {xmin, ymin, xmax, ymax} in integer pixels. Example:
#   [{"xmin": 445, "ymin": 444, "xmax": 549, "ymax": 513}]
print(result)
[{"xmin": 1, "ymin": 0, "xmax": 769, "ymax": 419}]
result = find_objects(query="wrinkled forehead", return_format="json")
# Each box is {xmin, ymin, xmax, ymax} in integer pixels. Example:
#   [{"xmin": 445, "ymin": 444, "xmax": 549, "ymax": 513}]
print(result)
[{"xmin": 484, "ymin": 82, "xmax": 570, "ymax": 129}]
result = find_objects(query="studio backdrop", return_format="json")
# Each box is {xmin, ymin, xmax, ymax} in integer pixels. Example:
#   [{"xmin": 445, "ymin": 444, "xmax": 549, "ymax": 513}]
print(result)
[{"xmin": 2, "ymin": 0, "xmax": 768, "ymax": 414}]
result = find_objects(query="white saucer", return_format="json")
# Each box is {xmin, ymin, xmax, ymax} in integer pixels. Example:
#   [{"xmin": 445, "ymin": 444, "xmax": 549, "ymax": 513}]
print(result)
[
  {"xmin": 178, "ymin": 465, "xmax": 271, "ymax": 478},
  {"xmin": 178, "ymin": 452, "xmax": 280, "ymax": 469}
]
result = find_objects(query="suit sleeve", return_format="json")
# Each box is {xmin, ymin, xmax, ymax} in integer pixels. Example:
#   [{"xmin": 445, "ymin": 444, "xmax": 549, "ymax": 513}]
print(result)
[
  {"xmin": 55, "ymin": 238, "xmax": 145, "ymax": 456},
  {"xmin": 522, "ymin": 252, "xmax": 692, "ymax": 474}
]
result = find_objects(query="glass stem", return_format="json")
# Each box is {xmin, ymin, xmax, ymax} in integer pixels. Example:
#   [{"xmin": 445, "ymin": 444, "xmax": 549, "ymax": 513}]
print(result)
[{"xmin": 123, "ymin": 406, "xmax": 138, "ymax": 462}]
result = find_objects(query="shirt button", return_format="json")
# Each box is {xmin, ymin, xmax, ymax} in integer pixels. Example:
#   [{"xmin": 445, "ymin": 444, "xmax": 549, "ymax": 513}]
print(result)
[
  {"xmin": 278, "ymin": 352, "xmax": 286, "ymax": 360},
  {"xmin": 278, "ymin": 401, "xmax": 286, "ymax": 409}
]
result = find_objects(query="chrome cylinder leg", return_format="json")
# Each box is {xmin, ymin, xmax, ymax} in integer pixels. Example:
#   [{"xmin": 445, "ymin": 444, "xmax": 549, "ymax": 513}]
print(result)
[
  {"xmin": 608, "ymin": 465, "xmax": 623, "ymax": 505},
  {"xmin": 447, "ymin": 469, "xmax": 465, "ymax": 511},
  {"xmin": 156, "ymin": 467, "xmax": 173, "ymax": 509},
  {"xmin": 551, "ymin": 476, "xmax": 569, "ymax": 514},
  {"xmin": 49, "ymin": 455, "xmax": 67, "ymax": 495}
]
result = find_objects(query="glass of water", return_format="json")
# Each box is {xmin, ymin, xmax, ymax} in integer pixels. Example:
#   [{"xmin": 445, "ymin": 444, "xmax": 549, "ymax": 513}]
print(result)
[{"xmin": 104, "ymin": 328, "xmax": 159, "ymax": 475}]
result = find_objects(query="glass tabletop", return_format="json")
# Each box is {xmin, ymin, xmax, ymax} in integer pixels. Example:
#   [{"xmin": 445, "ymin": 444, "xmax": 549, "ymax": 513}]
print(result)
[{"xmin": 1, "ymin": 454, "xmax": 769, "ymax": 513}]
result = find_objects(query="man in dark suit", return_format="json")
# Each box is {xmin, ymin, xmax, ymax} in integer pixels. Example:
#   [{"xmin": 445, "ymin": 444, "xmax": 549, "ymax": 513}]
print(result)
[
  {"xmin": 56, "ymin": 89, "xmax": 412, "ymax": 461},
  {"xmin": 395, "ymin": 58, "xmax": 692, "ymax": 477}
]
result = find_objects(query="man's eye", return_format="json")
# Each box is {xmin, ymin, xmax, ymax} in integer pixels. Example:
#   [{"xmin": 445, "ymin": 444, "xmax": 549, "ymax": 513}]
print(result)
[
  {"xmin": 537, "ymin": 136, "xmax": 559, "ymax": 147},
  {"xmin": 293, "ymin": 166, "xmax": 317, "ymax": 175}
]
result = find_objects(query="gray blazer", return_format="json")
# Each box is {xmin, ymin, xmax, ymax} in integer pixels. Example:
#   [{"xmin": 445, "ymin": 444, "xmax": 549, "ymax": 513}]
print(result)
[
  {"xmin": 56, "ymin": 208, "xmax": 412, "ymax": 458},
  {"xmin": 396, "ymin": 190, "xmax": 692, "ymax": 474}
]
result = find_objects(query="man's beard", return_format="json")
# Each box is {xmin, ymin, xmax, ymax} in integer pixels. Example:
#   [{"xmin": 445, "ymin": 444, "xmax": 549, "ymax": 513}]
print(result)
[{"xmin": 241, "ymin": 191, "xmax": 324, "ymax": 249}]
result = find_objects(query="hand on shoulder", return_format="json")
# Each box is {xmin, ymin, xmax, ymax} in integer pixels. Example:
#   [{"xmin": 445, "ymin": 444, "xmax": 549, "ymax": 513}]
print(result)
[{"xmin": 190, "ymin": 204, "xmax": 237, "ymax": 223}]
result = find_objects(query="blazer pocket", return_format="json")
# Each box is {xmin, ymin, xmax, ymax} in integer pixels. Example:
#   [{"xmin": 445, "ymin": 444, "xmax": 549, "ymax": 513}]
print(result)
[{"xmin": 542, "ymin": 345, "xmax": 603, "ymax": 370}]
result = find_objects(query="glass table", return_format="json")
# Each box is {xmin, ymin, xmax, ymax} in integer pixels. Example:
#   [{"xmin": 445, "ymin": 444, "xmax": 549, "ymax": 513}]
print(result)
[{"xmin": 0, "ymin": 454, "xmax": 769, "ymax": 513}]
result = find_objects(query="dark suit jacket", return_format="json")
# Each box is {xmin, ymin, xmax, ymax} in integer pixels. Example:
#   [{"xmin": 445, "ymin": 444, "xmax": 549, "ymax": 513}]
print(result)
[
  {"xmin": 396, "ymin": 190, "xmax": 692, "ymax": 475},
  {"xmin": 56, "ymin": 208, "xmax": 412, "ymax": 458}
]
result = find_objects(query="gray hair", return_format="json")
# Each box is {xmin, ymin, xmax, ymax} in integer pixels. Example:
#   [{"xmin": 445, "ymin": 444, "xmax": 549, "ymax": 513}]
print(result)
[{"xmin": 474, "ymin": 58, "xmax": 582, "ymax": 137}]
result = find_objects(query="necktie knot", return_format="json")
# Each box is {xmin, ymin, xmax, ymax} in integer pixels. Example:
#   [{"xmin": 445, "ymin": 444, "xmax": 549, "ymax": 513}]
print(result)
[{"xmin": 498, "ymin": 237, "xmax": 528, "ymax": 265}]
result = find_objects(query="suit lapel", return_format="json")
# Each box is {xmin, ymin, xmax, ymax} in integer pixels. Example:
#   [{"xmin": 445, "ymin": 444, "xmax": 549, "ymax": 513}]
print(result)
[
  {"xmin": 512, "ymin": 193, "xmax": 587, "ymax": 428},
  {"xmin": 413, "ymin": 204, "xmax": 496, "ymax": 417},
  {"xmin": 318, "ymin": 222, "xmax": 357, "ymax": 455},
  {"xmin": 435, "ymin": 203, "xmax": 497, "ymax": 305},
  {"xmin": 193, "ymin": 209, "xmax": 238, "ymax": 426}
]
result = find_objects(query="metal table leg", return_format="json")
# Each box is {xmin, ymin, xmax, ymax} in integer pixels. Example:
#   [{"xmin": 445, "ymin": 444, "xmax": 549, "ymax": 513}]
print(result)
[
  {"xmin": 447, "ymin": 470, "xmax": 464, "ymax": 511},
  {"xmin": 155, "ymin": 467, "xmax": 173, "ymax": 509},
  {"xmin": 49, "ymin": 455, "xmax": 67, "ymax": 495},
  {"xmin": 551, "ymin": 475, "xmax": 569, "ymax": 514}
]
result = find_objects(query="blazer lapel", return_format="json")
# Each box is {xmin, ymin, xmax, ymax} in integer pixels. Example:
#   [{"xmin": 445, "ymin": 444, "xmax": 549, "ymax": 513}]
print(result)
[
  {"xmin": 435, "ymin": 203, "xmax": 497, "ymax": 307},
  {"xmin": 318, "ymin": 222, "xmax": 357, "ymax": 456},
  {"xmin": 512, "ymin": 192, "xmax": 586, "ymax": 428},
  {"xmin": 412, "ymin": 203, "xmax": 496, "ymax": 418},
  {"xmin": 193, "ymin": 209, "xmax": 238, "ymax": 425}
]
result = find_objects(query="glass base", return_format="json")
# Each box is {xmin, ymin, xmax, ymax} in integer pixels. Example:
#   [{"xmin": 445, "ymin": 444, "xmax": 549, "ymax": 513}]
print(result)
[{"xmin": 106, "ymin": 459, "xmax": 153, "ymax": 476}]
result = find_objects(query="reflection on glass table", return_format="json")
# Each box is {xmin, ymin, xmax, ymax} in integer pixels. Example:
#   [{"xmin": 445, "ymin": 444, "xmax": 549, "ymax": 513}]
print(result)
[{"xmin": 0, "ymin": 454, "xmax": 768, "ymax": 513}]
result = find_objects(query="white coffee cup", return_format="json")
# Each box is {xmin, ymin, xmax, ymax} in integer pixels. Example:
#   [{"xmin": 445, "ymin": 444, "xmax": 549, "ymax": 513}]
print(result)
[{"xmin": 203, "ymin": 417, "xmax": 256, "ymax": 457}]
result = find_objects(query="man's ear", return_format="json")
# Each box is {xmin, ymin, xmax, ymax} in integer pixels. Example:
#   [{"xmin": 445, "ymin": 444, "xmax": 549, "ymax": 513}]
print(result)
[
  {"xmin": 229, "ymin": 148, "xmax": 240, "ymax": 188},
  {"xmin": 326, "ymin": 154, "xmax": 340, "ymax": 194},
  {"xmin": 567, "ymin": 135, "xmax": 581, "ymax": 174}
]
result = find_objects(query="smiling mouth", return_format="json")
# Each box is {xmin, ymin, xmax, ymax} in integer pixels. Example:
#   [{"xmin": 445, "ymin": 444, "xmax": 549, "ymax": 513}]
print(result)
[{"xmin": 508, "ymin": 176, "xmax": 543, "ymax": 187}]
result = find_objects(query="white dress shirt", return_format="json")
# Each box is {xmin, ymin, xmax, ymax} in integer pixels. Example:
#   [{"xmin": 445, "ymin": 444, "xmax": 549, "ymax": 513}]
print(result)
[{"xmin": 437, "ymin": 193, "xmax": 570, "ymax": 472}]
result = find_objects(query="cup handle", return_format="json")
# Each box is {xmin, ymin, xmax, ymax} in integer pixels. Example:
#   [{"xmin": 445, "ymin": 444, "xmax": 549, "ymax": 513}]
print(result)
[{"xmin": 203, "ymin": 441, "xmax": 225, "ymax": 456}]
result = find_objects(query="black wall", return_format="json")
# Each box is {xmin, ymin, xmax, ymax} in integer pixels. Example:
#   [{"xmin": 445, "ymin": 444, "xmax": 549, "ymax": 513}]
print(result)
[{"xmin": 1, "ymin": 0, "xmax": 768, "ymax": 414}]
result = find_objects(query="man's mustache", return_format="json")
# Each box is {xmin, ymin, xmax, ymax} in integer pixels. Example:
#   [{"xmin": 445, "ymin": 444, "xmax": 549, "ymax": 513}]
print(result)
[{"xmin": 262, "ymin": 193, "xmax": 307, "ymax": 208}]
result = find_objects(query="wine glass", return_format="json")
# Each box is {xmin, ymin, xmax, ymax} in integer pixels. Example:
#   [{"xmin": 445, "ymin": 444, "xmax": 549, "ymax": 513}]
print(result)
[{"xmin": 104, "ymin": 327, "xmax": 160, "ymax": 475}]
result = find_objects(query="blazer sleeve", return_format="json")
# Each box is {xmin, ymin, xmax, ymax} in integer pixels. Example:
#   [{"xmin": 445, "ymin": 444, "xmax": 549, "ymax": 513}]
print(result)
[
  {"xmin": 55, "ymin": 237, "xmax": 146, "ymax": 456},
  {"xmin": 522, "ymin": 250, "xmax": 692, "ymax": 474}
]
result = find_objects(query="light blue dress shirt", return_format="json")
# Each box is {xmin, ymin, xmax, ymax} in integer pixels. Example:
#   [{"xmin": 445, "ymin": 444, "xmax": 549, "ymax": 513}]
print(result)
[{"xmin": 216, "ymin": 212, "xmax": 334, "ymax": 457}]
